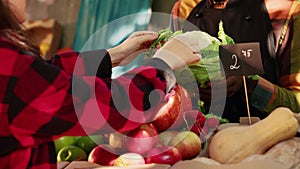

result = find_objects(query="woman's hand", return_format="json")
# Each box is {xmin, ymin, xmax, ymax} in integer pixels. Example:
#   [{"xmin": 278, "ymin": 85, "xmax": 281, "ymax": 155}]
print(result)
[{"xmin": 108, "ymin": 31, "xmax": 158, "ymax": 67}]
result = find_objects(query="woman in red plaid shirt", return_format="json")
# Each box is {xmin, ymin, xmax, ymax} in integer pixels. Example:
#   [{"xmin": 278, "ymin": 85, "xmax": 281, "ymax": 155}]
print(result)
[{"xmin": 0, "ymin": 0, "xmax": 201, "ymax": 168}]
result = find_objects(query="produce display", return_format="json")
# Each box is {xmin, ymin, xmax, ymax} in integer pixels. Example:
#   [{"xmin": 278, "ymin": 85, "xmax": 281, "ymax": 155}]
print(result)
[
  {"xmin": 54, "ymin": 84, "xmax": 223, "ymax": 167},
  {"xmin": 55, "ymin": 106, "xmax": 299, "ymax": 168},
  {"xmin": 55, "ymin": 26, "xmax": 300, "ymax": 168}
]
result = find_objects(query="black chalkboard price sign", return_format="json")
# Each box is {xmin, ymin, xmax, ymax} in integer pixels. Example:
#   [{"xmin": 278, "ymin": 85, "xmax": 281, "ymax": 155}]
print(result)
[
  {"xmin": 219, "ymin": 42, "xmax": 265, "ymax": 77},
  {"xmin": 219, "ymin": 42, "xmax": 265, "ymax": 125}
]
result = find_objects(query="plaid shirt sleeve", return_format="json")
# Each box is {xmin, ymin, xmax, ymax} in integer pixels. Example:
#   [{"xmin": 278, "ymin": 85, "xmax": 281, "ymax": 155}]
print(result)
[
  {"xmin": 0, "ymin": 39, "xmax": 175, "ymax": 168},
  {"xmin": 250, "ymin": 7, "xmax": 300, "ymax": 113}
]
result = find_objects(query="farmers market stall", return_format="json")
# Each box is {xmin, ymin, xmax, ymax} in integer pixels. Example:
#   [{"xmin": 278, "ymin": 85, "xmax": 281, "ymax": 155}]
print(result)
[{"xmin": 55, "ymin": 27, "xmax": 300, "ymax": 169}]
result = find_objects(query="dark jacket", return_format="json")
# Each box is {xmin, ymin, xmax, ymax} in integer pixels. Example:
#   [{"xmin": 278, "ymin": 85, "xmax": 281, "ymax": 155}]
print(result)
[{"xmin": 183, "ymin": 0, "xmax": 278, "ymax": 122}]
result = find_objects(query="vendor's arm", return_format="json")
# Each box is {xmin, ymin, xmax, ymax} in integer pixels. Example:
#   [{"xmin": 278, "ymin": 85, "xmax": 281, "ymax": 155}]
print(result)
[{"xmin": 250, "ymin": 76, "xmax": 300, "ymax": 113}]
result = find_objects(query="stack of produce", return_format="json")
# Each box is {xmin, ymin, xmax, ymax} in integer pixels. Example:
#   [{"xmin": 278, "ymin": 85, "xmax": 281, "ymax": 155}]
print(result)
[{"xmin": 54, "ymin": 84, "xmax": 225, "ymax": 167}]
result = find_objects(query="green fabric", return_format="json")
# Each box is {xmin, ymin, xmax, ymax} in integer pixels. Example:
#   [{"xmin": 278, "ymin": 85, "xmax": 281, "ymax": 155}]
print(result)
[
  {"xmin": 250, "ymin": 83, "xmax": 300, "ymax": 113},
  {"xmin": 264, "ymin": 86, "xmax": 300, "ymax": 113}
]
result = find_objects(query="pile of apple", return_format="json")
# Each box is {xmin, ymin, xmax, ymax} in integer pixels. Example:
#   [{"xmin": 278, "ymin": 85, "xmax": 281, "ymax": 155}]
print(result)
[
  {"xmin": 55, "ymin": 85, "xmax": 221, "ymax": 166},
  {"xmin": 55, "ymin": 135, "xmax": 105, "ymax": 162}
]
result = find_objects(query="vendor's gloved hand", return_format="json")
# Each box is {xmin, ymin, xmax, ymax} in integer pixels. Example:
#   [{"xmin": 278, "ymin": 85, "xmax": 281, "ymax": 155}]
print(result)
[
  {"xmin": 153, "ymin": 34, "xmax": 201, "ymax": 70},
  {"xmin": 178, "ymin": 31, "xmax": 219, "ymax": 49}
]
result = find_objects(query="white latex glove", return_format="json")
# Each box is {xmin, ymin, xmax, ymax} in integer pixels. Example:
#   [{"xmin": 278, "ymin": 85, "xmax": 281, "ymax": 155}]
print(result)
[
  {"xmin": 180, "ymin": 31, "xmax": 219, "ymax": 50},
  {"xmin": 153, "ymin": 33, "xmax": 202, "ymax": 70}
]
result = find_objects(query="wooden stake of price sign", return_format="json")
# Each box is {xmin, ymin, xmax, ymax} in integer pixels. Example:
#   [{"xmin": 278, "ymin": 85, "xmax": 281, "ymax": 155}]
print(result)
[{"xmin": 219, "ymin": 42, "xmax": 265, "ymax": 125}]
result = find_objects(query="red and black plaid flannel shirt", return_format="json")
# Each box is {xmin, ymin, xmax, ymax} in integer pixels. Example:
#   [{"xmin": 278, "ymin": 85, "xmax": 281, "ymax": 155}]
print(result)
[{"xmin": 0, "ymin": 37, "xmax": 175, "ymax": 169}]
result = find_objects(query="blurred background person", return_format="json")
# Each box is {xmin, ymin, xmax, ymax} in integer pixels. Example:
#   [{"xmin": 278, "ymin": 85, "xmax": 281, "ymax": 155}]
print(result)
[{"xmin": 171, "ymin": 0, "xmax": 300, "ymax": 122}]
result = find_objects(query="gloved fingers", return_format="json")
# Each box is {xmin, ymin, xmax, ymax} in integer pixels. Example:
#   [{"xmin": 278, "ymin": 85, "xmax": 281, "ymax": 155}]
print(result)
[
  {"xmin": 153, "ymin": 40, "xmax": 200, "ymax": 70},
  {"xmin": 175, "ymin": 31, "xmax": 219, "ymax": 50},
  {"xmin": 172, "ymin": 35, "xmax": 201, "ymax": 54}
]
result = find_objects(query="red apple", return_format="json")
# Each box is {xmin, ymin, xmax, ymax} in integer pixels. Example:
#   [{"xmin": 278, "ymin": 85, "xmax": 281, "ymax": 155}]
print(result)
[
  {"xmin": 185, "ymin": 110, "xmax": 206, "ymax": 135},
  {"xmin": 178, "ymin": 85, "xmax": 193, "ymax": 113},
  {"xmin": 152, "ymin": 85, "xmax": 181, "ymax": 131},
  {"xmin": 178, "ymin": 85, "xmax": 193, "ymax": 112},
  {"xmin": 169, "ymin": 131, "xmax": 202, "ymax": 160},
  {"xmin": 197, "ymin": 117, "xmax": 219, "ymax": 142},
  {"xmin": 145, "ymin": 145, "xmax": 182, "ymax": 165},
  {"xmin": 88, "ymin": 144, "xmax": 119, "ymax": 166},
  {"xmin": 152, "ymin": 85, "xmax": 193, "ymax": 131},
  {"xmin": 171, "ymin": 86, "xmax": 194, "ymax": 129},
  {"xmin": 123, "ymin": 123, "xmax": 158, "ymax": 155}
]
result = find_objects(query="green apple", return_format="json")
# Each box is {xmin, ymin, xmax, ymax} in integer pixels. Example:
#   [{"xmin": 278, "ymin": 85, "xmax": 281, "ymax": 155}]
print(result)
[
  {"xmin": 54, "ymin": 136, "xmax": 78, "ymax": 153},
  {"xmin": 57, "ymin": 145, "xmax": 87, "ymax": 162},
  {"xmin": 76, "ymin": 135, "xmax": 105, "ymax": 154}
]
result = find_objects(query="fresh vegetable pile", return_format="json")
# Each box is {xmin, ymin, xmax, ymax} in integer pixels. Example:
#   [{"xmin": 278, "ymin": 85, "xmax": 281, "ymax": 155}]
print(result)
[{"xmin": 54, "ymin": 85, "xmax": 228, "ymax": 167}]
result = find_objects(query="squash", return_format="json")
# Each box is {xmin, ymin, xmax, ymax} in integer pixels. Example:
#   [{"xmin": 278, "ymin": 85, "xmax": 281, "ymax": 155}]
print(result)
[{"xmin": 208, "ymin": 107, "xmax": 299, "ymax": 164}]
